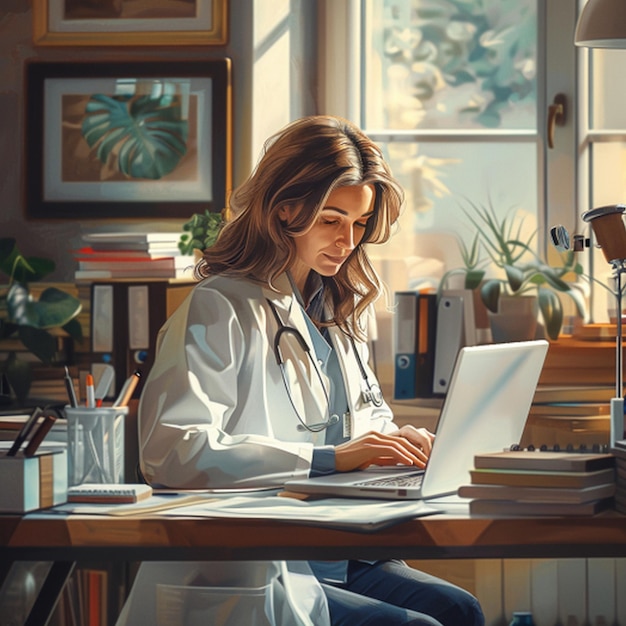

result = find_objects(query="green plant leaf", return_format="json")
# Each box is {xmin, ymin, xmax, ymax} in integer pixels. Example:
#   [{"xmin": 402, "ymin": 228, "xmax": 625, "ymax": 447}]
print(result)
[
  {"xmin": 62, "ymin": 318, "xmax": 84, "ymax": 342},
  {"xmin": 82, "ymin": 92, "xmax": 189, "ymax": 180},
  {"xmin": 179, "ymin": 210, "xmax": 223, "ymax": 255},
  {"xmin": 504, "ymin": 264, "xmax": 525, "ymax": 292},
  {"xmin": 537, "ymin": 287, "xmax": 563, "ymax": 341},
  {"xmin": 0, "ymin": 238, "xmax": 55, "ymax": 283},
  {"xmin": 464, "ymin": 269, "xmax": 485, "ymax": 290},
  {"xmin": 17, "ymin": 326, "xmax": 59, "ymax": 365},
  {"xmin": 480, "ymin": 280, "xmax": 501, "ymax": 313},
  {"xmin": 6, "ymin": 285, "xmax": 82, "ymax": 329},
  {"xmin": 4, "ymin": 353, "xmax": 31, "ymax": 406},
  {"xmin": 33, "ymin": 288, "xmax": 82, "ymax": 329},
  {"xmin": 0, "ymin": 319, "xmax": 18, "ymax": 341}
]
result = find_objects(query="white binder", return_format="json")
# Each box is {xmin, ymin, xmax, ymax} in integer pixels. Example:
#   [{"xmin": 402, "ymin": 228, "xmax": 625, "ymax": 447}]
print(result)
[{"xmin": 432, "ymin": 295, "xmax": 464, "ymax": 394}]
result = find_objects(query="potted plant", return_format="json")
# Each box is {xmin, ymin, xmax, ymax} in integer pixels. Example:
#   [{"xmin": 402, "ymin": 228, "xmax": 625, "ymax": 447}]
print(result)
[
  {"xmin": 0, "ymin": 238, "xmax": 83, "ymax": 405},
  {"xmin": 438, "ymin": 231, "xmax": 487, "ymax": 291},
  {"xmin": 178, "ymin": 209, "xmax": 224, "ymax": 257},
  {"xmin": 456, "ymin": 199, "xmax": 586, "ymax": 341}
]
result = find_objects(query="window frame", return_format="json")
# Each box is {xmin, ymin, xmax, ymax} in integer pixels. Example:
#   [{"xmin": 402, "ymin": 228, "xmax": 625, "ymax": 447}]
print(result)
[{"xmin": 319, "ymin": 0, "xmax": 580, "ymax": 270}]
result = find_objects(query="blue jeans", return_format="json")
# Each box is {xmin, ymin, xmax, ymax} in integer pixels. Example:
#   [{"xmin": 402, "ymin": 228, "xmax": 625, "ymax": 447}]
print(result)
[{"xmin": 320, "ymin": 560, "xmax": 485, "ymax": 626}]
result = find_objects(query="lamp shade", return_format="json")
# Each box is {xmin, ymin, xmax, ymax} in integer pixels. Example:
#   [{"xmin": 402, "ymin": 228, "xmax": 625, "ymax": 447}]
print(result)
[{"xmin": 575, "ymin": 0, "xmax": 626, "ymax": 48}]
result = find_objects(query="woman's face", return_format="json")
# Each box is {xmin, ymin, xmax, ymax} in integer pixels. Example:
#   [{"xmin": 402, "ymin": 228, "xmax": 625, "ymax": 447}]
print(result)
[{"xmin": 280, "ymin": 184, "xmax": 375, "ymax": 292}]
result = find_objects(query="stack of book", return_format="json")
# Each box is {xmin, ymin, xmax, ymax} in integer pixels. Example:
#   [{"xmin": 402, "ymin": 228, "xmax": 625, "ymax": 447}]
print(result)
[
  {"xmin": 611, "ymin": 440, "xmax": 626, "ymax": 514},
  {"xmin": 73, "ymin": 232, "xmax": 196, "ymax": 281},
  {"xmin": 459, "ymin": 448, "xmax": 616, "ymax": 516}
]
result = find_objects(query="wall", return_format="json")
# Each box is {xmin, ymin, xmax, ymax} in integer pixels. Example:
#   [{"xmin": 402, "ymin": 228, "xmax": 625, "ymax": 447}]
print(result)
[{"xmin": 0, "ymin": 0, "xmax": 317, "ymax": 281}]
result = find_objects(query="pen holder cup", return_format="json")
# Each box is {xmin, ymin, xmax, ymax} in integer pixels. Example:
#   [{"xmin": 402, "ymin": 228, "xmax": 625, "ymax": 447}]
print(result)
[{"xmin": 65, "ymin": 406, "xmax": 128, "ymax": 486}]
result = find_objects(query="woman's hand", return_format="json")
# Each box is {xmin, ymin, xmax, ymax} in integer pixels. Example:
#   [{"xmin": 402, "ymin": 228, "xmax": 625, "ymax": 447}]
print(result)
[
  {"xmin": 334, "ymin": 426, "xmax": 435, "ymax": 472},
  {"xmin": 389, "ymin": 424, "xmax": 435, "ymax": 456}
]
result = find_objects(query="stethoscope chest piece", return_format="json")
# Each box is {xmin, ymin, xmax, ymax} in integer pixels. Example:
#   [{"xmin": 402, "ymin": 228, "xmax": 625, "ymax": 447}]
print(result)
[{"xmin": 361, "ymin": 383, "xmax": 384, "ymax": 408}]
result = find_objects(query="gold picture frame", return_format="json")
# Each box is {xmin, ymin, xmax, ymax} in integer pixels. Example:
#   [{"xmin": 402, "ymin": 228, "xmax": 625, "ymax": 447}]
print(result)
[{"xmin": 32, "ymin": 0, "xmax": 228, "ymax": 47}]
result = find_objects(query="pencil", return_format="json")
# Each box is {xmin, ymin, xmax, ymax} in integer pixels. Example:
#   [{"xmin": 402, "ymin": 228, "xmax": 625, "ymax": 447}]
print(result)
[
  {"xmin": 23, "ymin": 413, "xmax": 58, "ymax": 456},
  {"xmin": 113, "ymin": 370, "xmax": 142, "ymax": 407},
  {"xmin": 6, "ymin": 407, "xmax": 43, "ymax": 457},
  {"xmin": 64, "ymin": 365, "xmax": 78, "ymax": 408}
]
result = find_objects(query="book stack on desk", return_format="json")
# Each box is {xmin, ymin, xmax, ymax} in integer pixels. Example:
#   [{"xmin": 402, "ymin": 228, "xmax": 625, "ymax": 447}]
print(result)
[
  {"xmin": 611, "ymin": 440, "xmax": 626, "ymax": 514},
  {"xmin": 459, "ymin": 448, "xmax": 616, "ymax": 516}
]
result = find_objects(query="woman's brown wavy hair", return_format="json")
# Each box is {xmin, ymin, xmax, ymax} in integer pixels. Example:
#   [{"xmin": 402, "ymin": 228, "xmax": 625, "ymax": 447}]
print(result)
[{"xmin": 196, "ymin": 115, "xmax": 404, "ymax": 340}]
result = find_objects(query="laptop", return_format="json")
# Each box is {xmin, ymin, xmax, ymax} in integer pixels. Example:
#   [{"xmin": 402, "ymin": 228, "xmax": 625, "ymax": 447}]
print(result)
[{"xmin": 284, "ymin": 340, "xmax": 549, "ymax": 500}]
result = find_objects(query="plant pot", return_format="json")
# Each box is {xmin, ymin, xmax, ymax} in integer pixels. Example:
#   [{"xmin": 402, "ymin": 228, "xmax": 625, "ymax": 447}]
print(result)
[{"xmin": 488, "ymin": 295, "xmax": 538, "ymax": 343}]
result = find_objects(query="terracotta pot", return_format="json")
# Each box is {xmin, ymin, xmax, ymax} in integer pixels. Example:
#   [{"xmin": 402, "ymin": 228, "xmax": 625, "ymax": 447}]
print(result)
[{"xmin": 488, "ymin": 295, "xmax": 539, "ymax": 343}]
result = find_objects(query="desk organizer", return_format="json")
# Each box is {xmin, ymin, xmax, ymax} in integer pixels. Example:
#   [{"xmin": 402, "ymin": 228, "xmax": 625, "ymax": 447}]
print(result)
[
  {"xmin": 0, "ymin": 449, "xmax": 68, "ymax": 512},
  {"xmin": 65, "ymin": 406, "xmax": 127, "ymax": 486}
]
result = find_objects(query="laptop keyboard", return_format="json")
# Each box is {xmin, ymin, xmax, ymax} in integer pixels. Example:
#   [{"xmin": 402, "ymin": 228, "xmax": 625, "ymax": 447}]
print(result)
[{"xmin": 353, "ymin": 471, "xmax": 425, "ymax": 489}]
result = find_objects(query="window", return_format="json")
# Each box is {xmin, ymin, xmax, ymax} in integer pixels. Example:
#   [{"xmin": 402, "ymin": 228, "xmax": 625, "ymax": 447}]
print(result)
[
  {"xmin": 579, "ymin": 41, "xmax": 626, "ymax": 321},
  {"xmin": 319, "ymin": 1, "xmax": 589, "ymax": 326}
]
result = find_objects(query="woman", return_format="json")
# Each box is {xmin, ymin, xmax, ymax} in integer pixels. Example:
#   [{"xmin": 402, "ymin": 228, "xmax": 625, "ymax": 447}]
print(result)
[{"xmin": 120, "ymin": 116, "xmax": 484, "ymax": 626}]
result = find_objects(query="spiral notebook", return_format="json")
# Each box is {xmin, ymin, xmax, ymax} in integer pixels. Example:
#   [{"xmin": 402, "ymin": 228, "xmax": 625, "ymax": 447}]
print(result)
[{"xmin": 284, "ymin": 340, "xmax": 549, "ymax": 500}]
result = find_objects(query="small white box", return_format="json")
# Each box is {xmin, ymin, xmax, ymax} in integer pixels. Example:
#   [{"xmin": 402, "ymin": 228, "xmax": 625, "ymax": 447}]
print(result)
[{"xmin": 0, "ymin": 449, "xmax": 68, "ymax": 513}]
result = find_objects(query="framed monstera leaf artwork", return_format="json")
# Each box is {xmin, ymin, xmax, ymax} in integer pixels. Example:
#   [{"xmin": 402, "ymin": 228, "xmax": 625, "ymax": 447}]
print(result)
[{"xmin": 25, "ymin": 59, "xmax": 231, "ymax": 219}]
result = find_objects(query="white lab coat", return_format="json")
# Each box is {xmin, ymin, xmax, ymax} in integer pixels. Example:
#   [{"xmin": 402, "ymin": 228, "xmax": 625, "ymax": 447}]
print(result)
[{"xmin": 116, "ymin": 273, "xmax": 397, "ymax": 626}]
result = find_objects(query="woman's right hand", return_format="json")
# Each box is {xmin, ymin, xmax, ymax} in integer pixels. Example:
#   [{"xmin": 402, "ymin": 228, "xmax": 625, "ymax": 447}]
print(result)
[{"xmin": 334, "ymin": 430, "xmax": 430, "ymax": 472}]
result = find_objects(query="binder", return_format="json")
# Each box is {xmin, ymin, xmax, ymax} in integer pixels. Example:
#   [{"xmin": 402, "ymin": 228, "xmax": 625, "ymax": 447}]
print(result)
[
  {"xmin": 90, "ymin": 280, "xmax": 195, "ymax": 397},
  {"xmin": 439, "ymin": 288, "xmax": 478, "ymax": 346},
  {"xmin": 393, "ymin": 292, "xmax": 437, "ymax": 399},
  {"xmin": 91, "ymin": 285, "xmax": 114, "ymax": 353},
  {"xmin": 432, "ymin": 295, "xmax": 464, "ymax": 394}
]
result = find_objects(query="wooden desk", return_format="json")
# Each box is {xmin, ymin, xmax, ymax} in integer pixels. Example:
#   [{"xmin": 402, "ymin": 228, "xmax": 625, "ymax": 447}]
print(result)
[
  {"xmin": 3, "ymin": 506, "xmax": 626, "ymax": 625},
  {"xmin": 2, "ymin": 506, "xmax": 626, "ymax": 563}
]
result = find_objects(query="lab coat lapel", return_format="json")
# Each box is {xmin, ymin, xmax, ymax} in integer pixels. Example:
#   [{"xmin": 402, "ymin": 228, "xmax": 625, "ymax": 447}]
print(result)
[
  {"xmin": 261, "ymin": 274, "xmax": 313, "ymax": 352},
  {"xmin": 327, "ymin": 327, "xmax": 360, "ymax": 414},
  {"xmin": 262, "ymin": 275, "xmax": 329, "ymax": 433}
]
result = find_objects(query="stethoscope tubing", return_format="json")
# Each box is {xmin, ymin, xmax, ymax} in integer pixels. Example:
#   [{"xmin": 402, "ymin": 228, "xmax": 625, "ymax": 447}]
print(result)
[{"xmin": 266, "ymin": 298, "xmax": 384, "ymax": 433}]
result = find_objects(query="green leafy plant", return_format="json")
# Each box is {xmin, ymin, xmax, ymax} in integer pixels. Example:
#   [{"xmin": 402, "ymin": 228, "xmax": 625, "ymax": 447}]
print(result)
[
  {"xmin": 178, "ymin": 210, "xmax": 223, "ymax": 255},
  {"xmin": 0, "ymin": 238, "xmax": 83, "ymax": 404},
  {"xmin": 81, "ymin": 91, "xmax": 188, "ymax": 180},
  {"xmin": 457, "ymin": 199, "xmax": 586, "ymax": 340},
  {"xmin": 439, "ymin": 231, "xmax": 487, "ymax": 291}
]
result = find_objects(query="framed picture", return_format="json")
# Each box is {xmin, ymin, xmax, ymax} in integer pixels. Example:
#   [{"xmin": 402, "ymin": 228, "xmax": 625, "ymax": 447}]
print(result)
[
  {"xmin": 32, "ymin": 0, "xmax": 228, "ymax": 47},
  {"xmin": 25, "ymin": 59, "xmax": 232, "ymax": 220}
]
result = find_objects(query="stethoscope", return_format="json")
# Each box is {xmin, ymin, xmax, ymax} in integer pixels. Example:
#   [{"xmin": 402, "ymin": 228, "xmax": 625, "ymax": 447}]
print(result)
[{"xmin": 266, "ymin": 298, "xmax": 384, "ymax": 433}]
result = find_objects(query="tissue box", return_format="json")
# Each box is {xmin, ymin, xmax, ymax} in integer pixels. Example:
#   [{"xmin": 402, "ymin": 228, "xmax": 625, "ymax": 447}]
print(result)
[{"xmin": 0, "ymin": 449, "xmax": 68, "ymax": 512}]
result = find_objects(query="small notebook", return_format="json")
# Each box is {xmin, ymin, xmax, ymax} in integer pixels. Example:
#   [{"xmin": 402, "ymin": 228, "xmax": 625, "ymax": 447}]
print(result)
[
  {"xmin": 68, "ymin": 483, "xmax": 153, "ymax": 504},
  {"xmin": 284, "ymin": 340, "xmax": 549, "ymax": 500}
]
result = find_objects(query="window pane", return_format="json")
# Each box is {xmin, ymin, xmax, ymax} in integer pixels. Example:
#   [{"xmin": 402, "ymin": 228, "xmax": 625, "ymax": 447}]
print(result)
[
  {"xmin": 373, "ymin": 141, "xmax": 538, "ymax": 286},
  {"xmin": 589, "ymin": 142, "xmax": 626, "ymax": 322},
  {"xmin": 364, "ymin": 0, "xmax": 538, "ymax": 130},
  {"xmin": 590, "ymin": 50, "xmax": 626, "ymax": 129}
]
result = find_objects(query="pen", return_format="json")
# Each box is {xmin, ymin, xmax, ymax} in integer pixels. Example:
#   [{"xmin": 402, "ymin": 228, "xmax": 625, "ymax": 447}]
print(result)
[
  {"xmin": 23, "ymin": 413, "xmax": 57, "ymax": 456},
  {"xmin": 64, "ymin": 366, "xmax": 78, "ymax": 408},
  {"xmin": 6, "ymin": 407, "xmax": 43, "ymax": 457},
  {"xmin": 113, "ymin": 370, "xmax": 142, "ymax": 407},
  {"xmin": 85, "ymin": 373, "xmax": 96, "ymax": 408}
]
